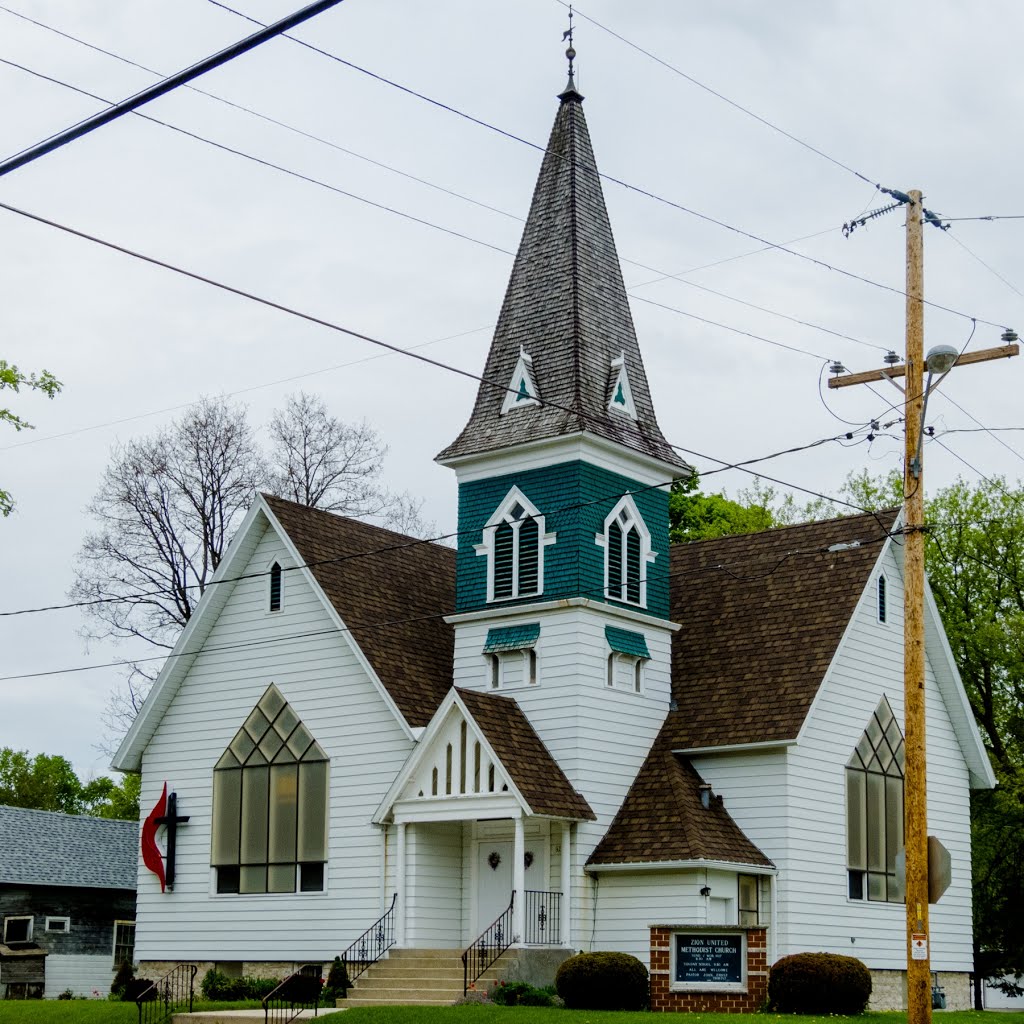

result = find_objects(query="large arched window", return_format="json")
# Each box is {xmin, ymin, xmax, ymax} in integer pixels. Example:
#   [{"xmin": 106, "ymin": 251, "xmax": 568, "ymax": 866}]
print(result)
[
  {"xmin": 596, "ymin": 496, "xmax": 653, "ymax": 608},
  {"xmin": 846, "ymin": 696, "xmax": 904, "ymax": 903},
  {"xmin": 212, "ymin": 684, "xmax": 328, "ymax": 895},
  {"xmin": 475, "ymin": 487, "xmax": 555, "ymax": 603}
]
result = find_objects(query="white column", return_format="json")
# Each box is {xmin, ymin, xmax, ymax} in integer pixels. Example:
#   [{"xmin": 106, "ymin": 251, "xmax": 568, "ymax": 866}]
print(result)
[
  {"xmin": 396, "ymin": 821, "xmax": 407, "ymax": 947},
  {"xmin": 560, "ymin": 821, "xmax": 572, "ymax": 948},
  {"xmin": 513, "ymin": 814, "xmax": 526, "ymax": 945}
]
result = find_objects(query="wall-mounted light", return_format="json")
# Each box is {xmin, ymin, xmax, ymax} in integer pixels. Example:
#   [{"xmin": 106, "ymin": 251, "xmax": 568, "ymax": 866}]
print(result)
[{"xmin": 700, "ymin": 886, "xmax": 711, "ymax": 897}]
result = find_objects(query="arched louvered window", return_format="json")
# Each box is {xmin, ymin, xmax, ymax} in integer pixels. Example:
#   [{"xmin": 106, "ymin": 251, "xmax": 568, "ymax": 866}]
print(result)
[
  {"xmin": 268, "ymin": 562, "xmax": 283, "ymax": 612},
  {"xmin": 877, "ymin": 575, "xmax": 887, "ymax": 623},
  {"xmin": 212, "ymin": 684, "xmax": 328, "ymax": 895},
  {"xmin": 599, "ymin": 497, "xmax": 651, "ymax": 607},
  {"xmin": 847, "ymin": 697, "xmax": 904, "ymax": 903},
  {"xmin": 478, "ymin": 488, "xmax": 552, "ymax": 602}
]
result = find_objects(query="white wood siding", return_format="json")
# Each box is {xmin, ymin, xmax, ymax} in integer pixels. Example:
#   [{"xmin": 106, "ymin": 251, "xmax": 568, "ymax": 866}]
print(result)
[
  {"xmin": 783, "ymin": 543, "xmax": 974, "ymax": 971},
  {"xmin": 453, "ymin": 604, "xmax": 672, "ymax": 946},
  {"xmin": 43, "ymin": 955, "xmax": 113, "ymax": 999},
  {"xmin": 407, "ymin": 822, "xmax": 463, "ymax": 948},
  {"xmin": 137, "ymin": 520, "xmax": 414, "ymax": 962}
]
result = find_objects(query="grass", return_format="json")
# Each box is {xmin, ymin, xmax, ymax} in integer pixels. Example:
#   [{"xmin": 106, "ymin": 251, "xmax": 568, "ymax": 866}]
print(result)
[{"xmin": 2, "ymin": 1005, "xmax": 1023, "ymax": 1024}]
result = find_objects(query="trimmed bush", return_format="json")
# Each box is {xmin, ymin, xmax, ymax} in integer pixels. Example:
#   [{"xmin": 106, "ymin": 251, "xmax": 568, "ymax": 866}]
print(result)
[
  {"xmin": 111, "ymin": 961, "xmax": 134, "ymax": 999},
  {"xmin": 122, "ymin": 978, "xmax": 157, "ymax": 1003},
  {"xmin": 488, "ymin": 980, "xmax": 556, "ymax": 1006},
  {"xmin": 768, "ymin": 951, "xmax": 872, "ymax": 1015},
  {"xmin": 323, "ymin": 957, "xmax": 351, "ymax": 1002},
  {"xmin": 555, "ymin": 951, "xmax": 649, "ymax": 1011}
]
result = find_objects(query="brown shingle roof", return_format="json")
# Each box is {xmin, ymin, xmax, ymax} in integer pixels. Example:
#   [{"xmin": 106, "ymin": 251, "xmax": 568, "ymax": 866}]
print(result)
[
  {"xmin": 264, "ymin": 494, "xmax": 455, "ymax": 728},
  {"xmin": 436, "ymin": 87, "xmax": 686, "ymax": 472},
  {"xmin": 458, "ymin": 688, "xmax": 595, "ymax": 820},
  {"xmin": 588, "ymin": 734, "xmax": 772, "ymax": 866},
  {"xmin": 664, "ymin": 510, "xmax": 898, "ymax": 750}
]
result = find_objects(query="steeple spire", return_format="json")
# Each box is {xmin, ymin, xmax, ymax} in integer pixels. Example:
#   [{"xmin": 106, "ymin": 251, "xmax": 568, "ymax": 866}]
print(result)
[
  {"xmin": 560, "ymin": 6, "xmax": 582, "ymax": 100},
  {"xmin": 437, "ymin": 60, "xmax": 686, "ymax": 473}
]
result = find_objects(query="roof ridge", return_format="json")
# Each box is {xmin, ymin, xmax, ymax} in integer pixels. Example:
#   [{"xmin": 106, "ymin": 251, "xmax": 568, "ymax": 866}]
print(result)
[{"xmin": 0, "ymin": 803, "xmax": 137, "ymax": 826}]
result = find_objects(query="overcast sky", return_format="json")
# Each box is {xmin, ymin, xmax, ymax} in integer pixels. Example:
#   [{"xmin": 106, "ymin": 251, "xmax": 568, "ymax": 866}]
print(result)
[{"xmin": 3, "ymin": 0, "xmax": 1023, "ymax": 783}]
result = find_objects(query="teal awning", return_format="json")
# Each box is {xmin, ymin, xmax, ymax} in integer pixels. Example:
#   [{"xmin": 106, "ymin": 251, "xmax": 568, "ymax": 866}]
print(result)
[
  {"xmin": 605, "ymin": 625, "xmax": 650, "ymax": 660},
  {"xmin": 483, "ymin": 623, "xmax": 541, "ymax": 653}
]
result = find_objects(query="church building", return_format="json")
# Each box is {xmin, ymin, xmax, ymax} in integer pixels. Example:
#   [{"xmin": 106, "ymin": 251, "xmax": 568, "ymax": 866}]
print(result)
[{"xmin": 113, "ymin": 60, "xmax": 993, "ymax": 1012}]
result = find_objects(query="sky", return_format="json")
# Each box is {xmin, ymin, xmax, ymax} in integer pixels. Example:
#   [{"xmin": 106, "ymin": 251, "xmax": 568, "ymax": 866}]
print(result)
[{"xmin": 2, "ymin": 0, "xmax": 1023, "ymax": 783}]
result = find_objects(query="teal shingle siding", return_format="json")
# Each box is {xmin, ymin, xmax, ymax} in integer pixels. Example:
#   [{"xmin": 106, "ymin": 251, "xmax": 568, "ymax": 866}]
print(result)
[
  {"xmin": 483, "ymin": 623, "xmax": 541, "ymax": 652},
  {"xmin": 605, "ymin": 625, "xmax": 651, "ymax": 659},
  {"xmin": 456, "ymin": 460, "xmax": 669, "ymax": 617}
]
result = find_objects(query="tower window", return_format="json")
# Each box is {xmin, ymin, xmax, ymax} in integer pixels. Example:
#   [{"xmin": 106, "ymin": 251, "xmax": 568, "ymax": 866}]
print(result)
[
  {"xmin": 269, "ymin": 562, "xmax": 283, "ymax": 612},
  {"xmin": 596, "ymin": 497, "xmax": 653, "ymax": 608},
  {"xmin": 475, "ymin": 488, "xmax": 555, "ymax": 603}
]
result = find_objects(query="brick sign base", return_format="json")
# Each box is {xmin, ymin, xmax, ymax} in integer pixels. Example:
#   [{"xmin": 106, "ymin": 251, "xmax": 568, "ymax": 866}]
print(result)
[{"xmin": 650, "ymin": 926, "xmax": 768, "ymax": 1013}]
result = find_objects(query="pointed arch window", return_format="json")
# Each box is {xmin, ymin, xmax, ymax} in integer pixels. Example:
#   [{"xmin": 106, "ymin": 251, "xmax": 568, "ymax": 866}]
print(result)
[
  {"xmin": 476, "ymin": 487, "xmax": 555, "ymax": 602},
  {"xmin": 846, "ymin": 696, "xmax": 904, "ymax": 903},
  {"xmin": 595, "ymin": 496, "xmax": 653, "ymax": 607},
  {"xmin": 212, "ymin": 684, "xmax": 328, "ymax": 895},
  {"xmin": 268, "ymin": 562, "xmax": 283, "ymax": 613},
  {"xmin": 877, "ymin": 575, "xmax": 887, "ymax": 624}
]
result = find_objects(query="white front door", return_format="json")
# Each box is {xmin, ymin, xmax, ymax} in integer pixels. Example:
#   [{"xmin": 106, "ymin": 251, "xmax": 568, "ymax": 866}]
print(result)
[{"xmin": 477, "ymin": 841, "xmax": 513, "ymax": 933}]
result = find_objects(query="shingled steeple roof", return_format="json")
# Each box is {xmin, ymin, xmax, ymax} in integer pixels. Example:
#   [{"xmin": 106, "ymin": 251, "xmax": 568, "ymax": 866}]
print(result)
[{"xmin": 437, "ymin": 82, "xmax": 688, "ymax": 471}]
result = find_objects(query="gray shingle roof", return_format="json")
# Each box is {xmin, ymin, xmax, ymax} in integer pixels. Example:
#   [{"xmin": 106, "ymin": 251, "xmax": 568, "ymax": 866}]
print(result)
[
  {"xmin": 0, "ymin": 805, "xmax": 138, "ymax": 890},
  {"xmin": 437, "ymin": 86, "xmax": 687, "ymax": 472}
]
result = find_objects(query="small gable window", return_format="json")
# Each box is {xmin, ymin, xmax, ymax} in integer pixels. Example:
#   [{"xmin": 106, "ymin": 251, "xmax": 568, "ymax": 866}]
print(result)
[
  {"xmin": 476, "ymin": 488, "xmax": 555, "ymax": 603},
  {"xmin": 605, "ymin": 626, "xmax": 650, "ymax": 693},
  {"xmin": 212, "ymin": 684, "xmax": 328, "ymax": 895},
  {"xmin": 877, "ymin": 575, "xmax": 887, "ymax": 624},
  {"xmin": 484, "ymin": 624, "xmax": 540, "ymax": 689},
  {"xmin": 500, "ymin": 346, "xmax": 540, "ymax": 414},
  {"xmin": 607, "ymin": 353, "xmax": 637, "ymax": 420},
  {"xmin": 268, "ymin": 562, "xmax": 283, "ymax": 613},
  {"xmin": 847, "ymin": 696, "xmax": 904, "ymax": 903},
  {"xmin": 596, "ymin": 496, "xmax": 653, "ymax": 608}
]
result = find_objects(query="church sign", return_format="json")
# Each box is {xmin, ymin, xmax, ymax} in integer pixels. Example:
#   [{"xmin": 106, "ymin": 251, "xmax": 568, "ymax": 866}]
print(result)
[{"xmin": 672, "ymin": 932, "xmax": 745, "ymax": 990}]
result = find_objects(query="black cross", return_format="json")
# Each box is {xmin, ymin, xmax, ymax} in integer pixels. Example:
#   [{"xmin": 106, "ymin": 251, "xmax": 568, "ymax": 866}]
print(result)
[{"xmin": 155, "ymin": 791, "xmax": 190, "ymax": 891}]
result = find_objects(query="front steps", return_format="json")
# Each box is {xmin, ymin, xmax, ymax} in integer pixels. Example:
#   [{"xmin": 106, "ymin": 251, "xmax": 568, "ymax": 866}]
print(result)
[{"xmin": 342, "ymin": 947, "xmax": 518, "ymax": 1007}]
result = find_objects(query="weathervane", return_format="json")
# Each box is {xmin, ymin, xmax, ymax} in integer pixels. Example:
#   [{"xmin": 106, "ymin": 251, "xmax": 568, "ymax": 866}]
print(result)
[{"xmin": 562, "ymin": 6, "xmax": 576, "ymax": 83}]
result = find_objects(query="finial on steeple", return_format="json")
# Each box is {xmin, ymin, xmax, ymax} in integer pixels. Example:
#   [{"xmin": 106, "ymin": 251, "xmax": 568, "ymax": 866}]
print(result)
[{"xmin": 559, "ymin": 6, "xmax": 583, "ymax": 101}]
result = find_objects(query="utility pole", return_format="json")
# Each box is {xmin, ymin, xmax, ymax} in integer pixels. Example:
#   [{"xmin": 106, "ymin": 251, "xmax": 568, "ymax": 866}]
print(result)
[{"xmin": 829, "ymin": 190, "xmax": 1017, "ymax": 1024}]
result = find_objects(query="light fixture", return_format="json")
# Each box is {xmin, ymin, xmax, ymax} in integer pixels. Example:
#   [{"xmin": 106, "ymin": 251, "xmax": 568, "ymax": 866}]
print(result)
[
  {"xmin": 700, "ymin": 886, "xmax": 712, "ymax": 897},
  {"xmin": 925, "ymin": 344, "xmax": 958, "ymax": 376}
]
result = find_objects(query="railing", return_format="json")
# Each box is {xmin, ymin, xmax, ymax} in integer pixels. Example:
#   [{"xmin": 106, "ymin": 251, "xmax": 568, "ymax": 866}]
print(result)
[
  {"xmin": 342, "ymin": 892, "xmax": 397, "ymax": 985},
  {"xmin": 523, "ymin": 889, "xmax": 561, "ymax": 945},
  {"xmin": 462, "ymin": 894, "xmax": 516, "ymax": 995},
  {"xmin": 136, "ymin": 963, "xmax": 196, "ymax": 1024},
  {"xmin": 262, "ymin": 963, "xmax": 322, "ymax": 1024}
]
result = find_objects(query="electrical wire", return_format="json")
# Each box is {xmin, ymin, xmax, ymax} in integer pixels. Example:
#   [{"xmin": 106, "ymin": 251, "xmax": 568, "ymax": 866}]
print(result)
[
  {"xmin": 944, "ymin": 230, "xmax": 1024, "ymax": 301},
  {"xmin": 201, "ymin": 0, "xmax": 1011, "ymax": 333}
]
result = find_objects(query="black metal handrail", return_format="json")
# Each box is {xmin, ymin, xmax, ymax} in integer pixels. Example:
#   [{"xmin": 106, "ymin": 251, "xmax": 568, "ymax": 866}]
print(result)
[
  {"xmin": 462, "ymin": 893, "xmax": 516, "ymax": 995},
  {"xmin": 341, "ymin": 892, "xmax": 397, "ymax": 985},
  {"xmin": 262, "ymin": 963, "xmax": 322, "ymax": 1024},
  {"xmin": 523, "ymin": 889, "xmax": 561, "ymax": 945},
  {"xmin": 136, "ymin": 963, "xmax": 196, "ymax": 1024}
]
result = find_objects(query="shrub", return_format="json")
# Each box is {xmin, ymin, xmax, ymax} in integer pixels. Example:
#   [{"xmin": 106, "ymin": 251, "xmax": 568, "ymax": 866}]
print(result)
[
  {"xmin": 488, "ymin": 980, "xmax": 556, "ymax": 1006},
  {"xmin": 58, "ymin": 988, "xmax": 75, "ymax": 1000},
  {"xmin": 200, "ymin": 969, "xmax": 233, "ymax": 1001},
  {"xmin": 768, "ymin": 952, "xmax": 872, "ymax": 1015},
  {"xmin": 111, "ymin": 961, "xmax": 134, "ymax": 999},
  {"xmin": 323, "ymin": 957, "xmax": 351, "ymax": 1001},
  {"xmin": 555, "ymin": 951, "xmax": 649, "ymax": 1011},
  {"xmin": 121, "ymin": 978, "xmax": 156, "ymax": 1003},
  {"xmin": 201, "ymin": 969, "xmax": 284, "ymax": 1002}
]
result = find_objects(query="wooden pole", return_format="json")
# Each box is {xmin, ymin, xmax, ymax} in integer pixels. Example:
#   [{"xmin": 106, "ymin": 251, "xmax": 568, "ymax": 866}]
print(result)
[{"xmin": 903, "ymin": 190, "xmax": 931, "ymax": 1024}]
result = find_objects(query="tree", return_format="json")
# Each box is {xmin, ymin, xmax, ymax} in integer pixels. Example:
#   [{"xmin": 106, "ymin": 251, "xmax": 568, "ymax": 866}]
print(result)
[
  {"xmin": 73, "ymin": 392, "xmax": 433, "ymax": 747},
  {"xmin": 0, "ymin": 747, "xmax": 139, "ymax": 819},
  {"xmin": 0, "ymin": 359, "xmax": 62, "ymax": 515},
  {"xmin": 669, "ymin": 470, "xmax": 777, "ymax": 543}
]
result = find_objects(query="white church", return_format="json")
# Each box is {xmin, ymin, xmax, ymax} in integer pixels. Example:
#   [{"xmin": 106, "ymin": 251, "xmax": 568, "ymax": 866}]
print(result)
[{"xmin": 113, "ymin": 64, "xmax": 994, "ymax": 1011}]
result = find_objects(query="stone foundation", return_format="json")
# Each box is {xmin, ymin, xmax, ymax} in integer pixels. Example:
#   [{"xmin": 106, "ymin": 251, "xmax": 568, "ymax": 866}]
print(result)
[
  {"xmin": 868, "ymin": 969, "xmax": 971, "ymax": 1011},
  {"xmin": 139, "ymin": 960, "xmax": 329, "ymax": 984},
  {"xmin": 650, "ymin": 927, "xmax": 768, "ymax": 1013},
  {"xmin": 502, "ymin": 947, "xmax": 574, "ymax": 988}
]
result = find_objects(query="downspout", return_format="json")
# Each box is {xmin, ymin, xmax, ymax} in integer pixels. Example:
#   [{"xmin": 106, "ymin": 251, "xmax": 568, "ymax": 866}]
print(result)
[{"xmin": 769, "ymin": 872, "xmax": 778, "ymax": 967}]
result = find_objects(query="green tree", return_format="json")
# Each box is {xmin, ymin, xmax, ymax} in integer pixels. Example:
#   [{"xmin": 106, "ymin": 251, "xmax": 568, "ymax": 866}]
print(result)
[
  {"xmin": 0, "ymin": 359, "xmax": 62, "ymax": 515},
  {"xmin": 669, "ymin": 471, "xmax": 777, "ymax": 543},
  {"xmin": 0, "ymin": 747, "xmax": 139, "ymax": 819}
]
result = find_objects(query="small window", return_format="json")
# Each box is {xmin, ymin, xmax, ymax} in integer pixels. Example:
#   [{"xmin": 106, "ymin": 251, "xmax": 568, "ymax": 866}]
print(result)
[
  {"xmin": 45, "ymin": 917, "xmax": 70, "ymax": 934},
  {"xmin": 269, "ymin": 562, "xmax": 283, "ymax": 612},
  {"xmin": 607, "ymin": 653, "xmax": 644, "ymax": 692},
  {"xmin": 877, "ymin": 575, "xmax": 887, "ymax": 623},
  {"xmin": 113, "ymin": 921, "xmax": 136, "ymax": 966},
  {"xmin": 488, "ymin": 650, "xmax": 537, "ymax": 689},
  {"xmin": 3, "ymin": 916, "xmax": 32, "ymax": 943},
  {"xmin": 596, "ymin": 496, "xmax": 653, "ymax": 608},
  {"xmin": 476, "ymin": 488, "xmax": 554, "ymax": 604},
  {"xmin": 738, "ymin": 875, "xmax": 759, "ymax": 926}
]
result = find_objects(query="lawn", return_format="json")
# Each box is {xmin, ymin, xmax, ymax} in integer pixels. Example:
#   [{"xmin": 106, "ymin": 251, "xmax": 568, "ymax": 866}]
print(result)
[{"xmin": 2, "ymin": 1006, "xmax": 1024, "ymax": 1024}]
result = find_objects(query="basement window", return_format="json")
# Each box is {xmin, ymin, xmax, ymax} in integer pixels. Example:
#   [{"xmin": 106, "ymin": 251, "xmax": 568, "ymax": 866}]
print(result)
[
  {"xmin": 45, "ymin": 917, "xmax": 70, "ymax": 934},
  {"xmin": 3, "ymin": 916, "xmax": 32, "ymax": 943}
]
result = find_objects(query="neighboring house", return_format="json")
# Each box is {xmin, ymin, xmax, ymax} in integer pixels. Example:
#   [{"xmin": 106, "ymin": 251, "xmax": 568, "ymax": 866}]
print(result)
[
  {"xmin": 112, "ymin": 66, "xmax": 994, "ymax": 1012},
  {"xmin": 0, "ymin": 805, "xmax": 137, "ymax": 999}
]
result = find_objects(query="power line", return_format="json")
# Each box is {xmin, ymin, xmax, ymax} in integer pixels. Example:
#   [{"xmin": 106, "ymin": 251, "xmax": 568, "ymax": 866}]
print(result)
[
  {"xmin": 202, "ymin": 0, "xmax": 1011, "ymax": 333},
  {"xmin": 0, "ymin": 48, "xmax": 885, "ymax": 360},
  {"xmin": 556, "ymin": 0, "xmax": 879, "ymax": 189},
  {"xmin": 0, "ymin": 0, "xmax": 347, "ymax": 178},
  {"xmin": 943, "ymin": 230, "xmax": 1024, "ymax": 301},
  {"xmin": 0, "ymin": 427, "xmax": 876, "ymax": 618}
]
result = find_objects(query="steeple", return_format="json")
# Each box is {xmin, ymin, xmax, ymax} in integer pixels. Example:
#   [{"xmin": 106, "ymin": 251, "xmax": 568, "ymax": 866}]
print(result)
[{"xmin": 437, "ymin": 70, "xmax": 687, "ymax": 473}]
